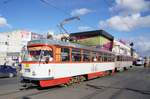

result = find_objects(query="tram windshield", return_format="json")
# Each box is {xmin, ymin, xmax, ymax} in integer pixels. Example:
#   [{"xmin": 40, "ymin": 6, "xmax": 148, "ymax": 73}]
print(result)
[{"xmin": 22, "ymin": 46, "xmax": 53, "ymax": 62}]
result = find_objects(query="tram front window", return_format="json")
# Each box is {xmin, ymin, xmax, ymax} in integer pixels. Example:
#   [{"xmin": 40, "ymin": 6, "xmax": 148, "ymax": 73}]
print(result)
[
  {"xmin": 22, "ymin": 47, "xmax": 53, "ymax": 62},
  {"xmin": 40, "ymin": 50, "xmax": 53, "ymax": 62}
]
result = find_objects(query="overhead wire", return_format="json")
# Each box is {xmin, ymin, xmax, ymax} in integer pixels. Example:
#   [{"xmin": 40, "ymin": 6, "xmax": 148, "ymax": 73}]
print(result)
[
  {"xmin": 39, "ymin": 0, "xmax": 97, "ymax": 34},
  {"xmin": 40, "ymin": 0, "xmax": 70, "ymax": 16},
  {"xmin": 2, "ymin": 0, "xmax": 98, "ymax": 34}
]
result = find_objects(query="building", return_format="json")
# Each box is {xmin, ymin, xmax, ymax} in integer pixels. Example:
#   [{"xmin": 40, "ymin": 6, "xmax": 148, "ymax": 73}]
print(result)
[
  {"xmin": 112, "ymin": 39, "xmax": 131, "ymax": 56},
  {"xmin": 69, "ymin": 30, "xmax": 114, "ymax": 51},
  {"xmin": 0, "ymin": 30, "xmax": 45, "ymax": 65},
  {"xmin": 0, "ymin": 33, "xmax": 8, "ymax": 65}
]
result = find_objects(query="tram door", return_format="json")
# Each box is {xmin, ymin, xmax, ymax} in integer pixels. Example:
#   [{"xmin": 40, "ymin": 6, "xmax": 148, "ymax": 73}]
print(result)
[{"xmin": 92, "ymin": 52, "xmax": 98, "ymax": 72}]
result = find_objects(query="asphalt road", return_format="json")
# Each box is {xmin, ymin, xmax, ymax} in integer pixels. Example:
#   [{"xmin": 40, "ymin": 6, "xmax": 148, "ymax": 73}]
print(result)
[{"xmin": 0, "ymin": 66, "xmax": 150, "ymax": 99}]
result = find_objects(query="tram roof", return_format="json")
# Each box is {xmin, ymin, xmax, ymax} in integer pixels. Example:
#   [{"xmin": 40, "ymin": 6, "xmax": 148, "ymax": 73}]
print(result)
[{"xmin": 28, "ymin": 39, "xmax": 114, "ymax": 54}]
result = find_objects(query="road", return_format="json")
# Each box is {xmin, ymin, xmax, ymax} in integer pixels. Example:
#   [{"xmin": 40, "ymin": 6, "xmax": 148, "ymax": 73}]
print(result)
[{"xmin": 0, "ymin": 66, "xmax": 150, "ymax": 99}]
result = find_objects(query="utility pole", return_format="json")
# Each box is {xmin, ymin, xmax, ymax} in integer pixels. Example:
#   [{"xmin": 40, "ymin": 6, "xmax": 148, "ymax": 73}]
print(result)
[{"xmin": 130, "ymin": 42, "xmax": 134, "ymax": 57}]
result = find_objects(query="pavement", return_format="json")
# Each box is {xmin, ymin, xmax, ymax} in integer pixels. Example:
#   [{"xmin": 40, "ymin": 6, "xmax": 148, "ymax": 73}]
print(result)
[{"xmin": 0, "ymin": 66, "xmax": 150, "ymax": 99}]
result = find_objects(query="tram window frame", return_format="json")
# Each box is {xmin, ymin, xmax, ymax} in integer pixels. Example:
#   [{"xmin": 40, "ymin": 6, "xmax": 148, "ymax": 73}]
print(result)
[
  {"xmin": 109, "ymin": 54, "xmax": 113, "ymax": 62},
  {"xmin": 27, "ymin": 46, "xmax": 54, "ymax": 62},
  {"xmin": 92, "ymin": 52, "xmax": 98, "ymax": 62},
  {"xmin": 108, "ymin": 54, "xmax": 112, "ymax": 62},
  {"xmin": 82, "ymin": 50, "xmax": 91, "ymax": 62},
  {"xmin": 117, "ymin": 56, "xmax": 120, "ymax": 61},
  {"xmin": 98, "ymin": 52, "xmax": 102, "ymax": 62},
  {"xmin": 112, "ymin": 55, "xmax": 115, "ymax": 62},
  {"xmin": 72, "ymin": 48, "xmax": 81, "ymax": 62},
  {"xmin": 122, "ymin": 56, "xmax": 123, "ymax": 61},
  {"xmin": 125, "ymin": 57, "xmax": 127, "ymax": 61},
  {"xmin": 101, "ymin": 53, "xmax": 105, "ymax": 62},
  {"xmin": 103, "ymin": 53, "xmax": 108, "ymax": 62},
  {"xmin": 120, "ymin": 56, "xmax": 122, "ymax": 61},
  {"xmin": 61, "ymin": 47, "xmax": 70, "ymax": 62}
]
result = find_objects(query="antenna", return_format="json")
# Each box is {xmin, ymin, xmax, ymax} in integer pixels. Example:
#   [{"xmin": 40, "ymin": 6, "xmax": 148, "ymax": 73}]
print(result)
[{"xmin": 58, "ymin": 16, "xmax": 80, "ymax": 34}]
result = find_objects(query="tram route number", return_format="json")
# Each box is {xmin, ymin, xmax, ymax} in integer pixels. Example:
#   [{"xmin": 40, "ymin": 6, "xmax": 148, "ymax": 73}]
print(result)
[{"xmin": 25, "ymin": 69, "xmax": 30, "ymax": 72}]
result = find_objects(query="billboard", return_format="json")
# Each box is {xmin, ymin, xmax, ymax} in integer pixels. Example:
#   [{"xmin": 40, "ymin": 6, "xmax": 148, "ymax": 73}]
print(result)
[
  {"xmin": 31, "ymin": 33, "xmax": 45, "ymax": 40},
  {"xmin": 70, "ymin": 30, "xmax": 114, "ymax": 51},
  {"xmin": 76, "ymin": 36, "xmax": 112, "ymax": 50}
]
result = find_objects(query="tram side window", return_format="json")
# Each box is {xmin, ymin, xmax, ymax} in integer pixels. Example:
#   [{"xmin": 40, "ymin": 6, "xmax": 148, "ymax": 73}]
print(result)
[
  {"xmin": 117, "ymin": 56, "xmax": 120, "ymax": 61},
  {"xmin": 98, "ymin": 53, "xmax": 102, "ymax": 62},
  {"xmin": 103, "ymin": 53, "xmax": 108, "ymax": 62},
  {"xmin": 120, "ymin": 56, "xmax": 123, "ymax": 61},
  {"xmin": 41, "ymin": 50, "xmax": 53, "ymax": 62},
  {"xmin": 108, "ymin": 54, "xmax": 111, "ymax": 62},
  {"xmin": 61, "ymin": 48, "xmax": 70, "ymax": 62},
  {"xmin": 101, "ymin": 53, "xmax": 105, "ymax": 62},
  {"xmin": 72, "ymin": 49, "xmax": 81, "ymax": 62},
  {"xmin": 112, "ymin": 55, "xmax": 115, "ymax": 62},
  {"xmin": 121, "ymin": 56, "xmax": 123, "ymax": 61},
  {"xmin": 83, "ymin": 50, "xmax": 91, "ymax": 62},
  {"xmin": 92, "ymin": 52, "xmax": 97, "ymax": 62},
  {"xmin": 127, "ymin": 57, "xmax": 129, "ymax": 61}
]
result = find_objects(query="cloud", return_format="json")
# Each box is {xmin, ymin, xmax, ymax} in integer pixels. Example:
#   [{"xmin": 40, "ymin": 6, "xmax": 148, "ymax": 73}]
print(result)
[
  {"xmin": 110, "ymin": 0, "xmax": 150, "ymax": 15},
  {"xmin": 129, "ymin": 36, "xmax": 150, "ymax": 56},
  {"xmin": 99, "ymin": 13, "xmax": 150, "ymax": 31},
  {"xmin": 78, "ymin": 26, "xmax": 93, "ymax": 31},
  {"xmin": 71, "ymin": 8, "xmax": 92, "ymax": 16},
  {"xmin": 0, "ymin": 16, "xmax": 11, "ymax": 28},
  {"xmin": 99, "ymin": 0, "xmax": 150, "ymax": 31}
]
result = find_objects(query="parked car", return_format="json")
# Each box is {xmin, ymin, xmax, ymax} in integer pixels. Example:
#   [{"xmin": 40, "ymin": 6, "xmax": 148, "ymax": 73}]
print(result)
[
  {"xmin": 0, "ymin": 65, "xmax": 17, "ymax": 78},
  {"xmin": 135, "ymin": 58, "xmax": 144, "ymax": 66}
]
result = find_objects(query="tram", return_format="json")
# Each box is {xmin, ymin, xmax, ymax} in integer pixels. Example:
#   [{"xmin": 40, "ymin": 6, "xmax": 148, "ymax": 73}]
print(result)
[
  {"xmin": 21, "ymin": 39, "xmax": 115, "ymax": 87},
  {"xmin": 115, "ymin": 55, "xmax": 133, "ymax": 72}
]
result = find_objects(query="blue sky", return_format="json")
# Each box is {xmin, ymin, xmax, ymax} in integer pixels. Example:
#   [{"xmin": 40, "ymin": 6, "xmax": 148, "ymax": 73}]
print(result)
[{"xmin": 0, "ymin": 0, "xmax": 150, "ymax": 56}]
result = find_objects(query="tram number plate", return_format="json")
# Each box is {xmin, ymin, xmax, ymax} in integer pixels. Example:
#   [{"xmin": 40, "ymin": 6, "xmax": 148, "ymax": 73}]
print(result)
[{"xmin": 25, "ymin": 69, "xmax": 30, "ymax": 72}]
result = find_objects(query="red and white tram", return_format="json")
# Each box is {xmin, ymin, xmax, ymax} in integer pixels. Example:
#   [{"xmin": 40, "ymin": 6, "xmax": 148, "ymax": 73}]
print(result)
[
  {"xmin": 21, "ymin": 39, "xmax": 115, "ymax": 87},
  {"xmin": 115, "ymin": 55, "xmax": 133, "ymax": 72}
]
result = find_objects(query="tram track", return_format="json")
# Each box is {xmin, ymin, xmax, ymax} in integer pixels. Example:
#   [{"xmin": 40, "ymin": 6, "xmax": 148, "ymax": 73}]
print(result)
[
  {"xmin": 0, "ymin": 85, "xmax": 63, "ymax": 99},
  {"xmin": 4, "ymin": 72, "xmax": 124, "ymax": 98},
  {"xmin": 0, "ymin": 85, "xmax": 39, "ymax": 97},
  {"xmin": 0, "ymin": 89, "xmax": 25, "ymax": 96}
]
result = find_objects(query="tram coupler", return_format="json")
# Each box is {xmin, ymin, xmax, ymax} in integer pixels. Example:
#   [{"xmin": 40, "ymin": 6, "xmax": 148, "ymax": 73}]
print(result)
[{"xmin": 19, "ymin": 78, "xmax": 33, "ymax": 90}]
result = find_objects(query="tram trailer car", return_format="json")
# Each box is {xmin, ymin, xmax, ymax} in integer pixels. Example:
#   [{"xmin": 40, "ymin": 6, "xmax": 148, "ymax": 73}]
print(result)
[
  {"xmin": 115, "ymin": 55, "xmax": 133, "ymax": 72},
  {"xmin": 21, "ymin": 39, "xmax": 116, "ymax": 87}
]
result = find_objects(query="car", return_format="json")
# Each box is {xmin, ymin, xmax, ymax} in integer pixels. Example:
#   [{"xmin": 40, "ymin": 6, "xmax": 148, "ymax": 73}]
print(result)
[
  {"xmin": 135, "ymin": 58, "xmax": 144, "ymax": 66},
  {"xmin": 0, "ymin": 65, "xmax": 17, "ymax": 78}
]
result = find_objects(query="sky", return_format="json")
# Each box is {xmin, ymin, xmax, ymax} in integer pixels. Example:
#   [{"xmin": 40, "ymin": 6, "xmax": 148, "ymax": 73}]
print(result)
[{"xmin": 0, "ymin": 0, "xmax": 150, "ymax": 56}]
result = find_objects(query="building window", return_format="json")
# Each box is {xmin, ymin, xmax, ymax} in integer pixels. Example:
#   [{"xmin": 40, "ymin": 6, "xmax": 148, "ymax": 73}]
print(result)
[
  {"xmin": 72, "ymin": 48, "xmax": 81, "ymax": 62},
  {"xmin": 61, "ymin": 48, "xmax": 70, "ymax": 62}
]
